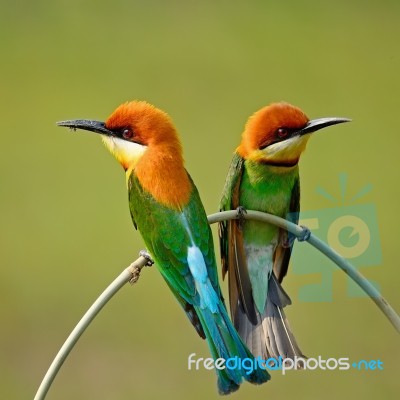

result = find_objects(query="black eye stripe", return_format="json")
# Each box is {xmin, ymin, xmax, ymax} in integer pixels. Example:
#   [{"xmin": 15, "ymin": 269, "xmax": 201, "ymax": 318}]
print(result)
[
  {"xmin": 112, "ymin": 126, "xmax": 146, "ymax": 146},
  {"xmin": 259, "ymin": 127, "xmax": 301, "ymax": 150},
  {"xmin": 277, "ymin": 127, "xmax": 300, "ymax": 138}
]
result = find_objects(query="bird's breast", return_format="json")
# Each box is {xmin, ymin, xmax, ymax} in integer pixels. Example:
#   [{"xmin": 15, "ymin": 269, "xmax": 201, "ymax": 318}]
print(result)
[
  {"xmin": 240, "ymin": 160, "xmax": 298, "ymax": 216},
  {"xmin": 239, "ymin": 161, "xmax": 299, "ymax": 246}
]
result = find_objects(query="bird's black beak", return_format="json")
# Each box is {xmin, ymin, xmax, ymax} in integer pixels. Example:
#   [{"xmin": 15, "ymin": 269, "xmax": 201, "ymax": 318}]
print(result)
[
  {"xmin": 299, "ymin": 117, "xmax": 351, "ymax": 136},
  {"xmin": 56, "ymin": 119, "xmax": 114, "ymax": 136}
]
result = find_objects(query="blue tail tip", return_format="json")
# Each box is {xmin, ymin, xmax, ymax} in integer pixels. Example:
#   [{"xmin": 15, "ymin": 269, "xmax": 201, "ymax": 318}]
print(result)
[{"xmin": 218, "ymin": 379, "xmax": 240, "ymax": 395}]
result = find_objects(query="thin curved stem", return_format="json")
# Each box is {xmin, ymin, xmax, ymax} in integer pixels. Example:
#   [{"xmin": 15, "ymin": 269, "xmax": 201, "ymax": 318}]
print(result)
[
  {"xmin": 208, "ymin": 210, "xmax": 400, "ymax": 334},
  {"xmin": 34, "ymin": 257, "xmax": 148, "ymax": 400},
  {"xmin": 34, "ymin": 210, "xmax": 399, "ymax": 400}
]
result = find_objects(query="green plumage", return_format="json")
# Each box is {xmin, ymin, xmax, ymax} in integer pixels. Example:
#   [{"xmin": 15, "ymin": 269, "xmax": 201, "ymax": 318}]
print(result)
[
  {"xmin": 220, "ymin": 153, "xmax": 300, "ymax": 292},
  {"xmin": 127, "ymin": 170, "xmax": 270, "ymax": 394},
  {"xmin": 128, "ymin": 172, "xmax": 220, "ymax": 309},
  {"xmin": 240, "ymin": 159, "xmax": 299, "ymax": 243},
  {"xmin": 219, "ymin": 152, "xmax": 304, "ymax": 362}
]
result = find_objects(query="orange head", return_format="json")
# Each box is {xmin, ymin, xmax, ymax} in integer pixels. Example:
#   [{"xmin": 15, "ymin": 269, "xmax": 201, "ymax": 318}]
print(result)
[
  {"xmin": 237, "ymin": 102, "xmax": 350, "ymax": 166},
  {"xmin": 57, "ymin": 101, "xmax": 183, "ymax": 170},
  {"xmin": 104, "ymin": 101, "xmax": 184, "ymax": 168},
  {"xmin": 57, "ymin": 101, "xmax": 192, "ymax": 209}
]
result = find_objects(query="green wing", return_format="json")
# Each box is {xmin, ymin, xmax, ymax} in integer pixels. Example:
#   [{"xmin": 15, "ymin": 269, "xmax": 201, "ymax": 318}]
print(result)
[
  {"xmin": 218, "ymin": 153, "xmax": 257, "ymax": 325},
  {"xmin": 127, "ymin": 172, "xmax": 221, "ymax": 336},
  {"xmin": 219, "ymin": 152, "xmax": 244, "ymax": 277},
  {"xmin": 273, "ymin": 176, "xmax": 300, "ymax": 282}
]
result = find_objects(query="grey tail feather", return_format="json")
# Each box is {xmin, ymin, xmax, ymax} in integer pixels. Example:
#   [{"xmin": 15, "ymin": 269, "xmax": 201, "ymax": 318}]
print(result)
[{"xmin": 235, "ymin": 274, "xmax": 305, "ymax": 365}]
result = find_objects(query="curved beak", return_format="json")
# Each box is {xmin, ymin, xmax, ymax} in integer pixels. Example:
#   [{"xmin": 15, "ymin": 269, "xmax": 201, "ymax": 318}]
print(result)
[
  {"xmin": 299, "ymin": 117, "xmax": 351, "ymax": 136},
  {"xmin": 56, "ymin": 119, "xmax": 114, "ymax": 136}
]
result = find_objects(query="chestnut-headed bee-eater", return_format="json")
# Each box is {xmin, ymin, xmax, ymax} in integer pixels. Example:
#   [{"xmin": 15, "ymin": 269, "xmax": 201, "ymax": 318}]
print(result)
[
  {"xmin": 219, "ymin": 102, "xmax": 350, "ymax": 362},
  {"xmin": 57, "ymin": 101, "xmax": 270, "ymax": 394}
]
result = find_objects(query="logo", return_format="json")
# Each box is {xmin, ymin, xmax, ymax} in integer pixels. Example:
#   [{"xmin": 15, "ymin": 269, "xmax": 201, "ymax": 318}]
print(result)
[
  {"xmin": 291, "ymin": 173, "xmax": 382, "ymax": 301},
  {"xmin": 187, "ymin": 353, "xmax": 384, "ymax": 375}
]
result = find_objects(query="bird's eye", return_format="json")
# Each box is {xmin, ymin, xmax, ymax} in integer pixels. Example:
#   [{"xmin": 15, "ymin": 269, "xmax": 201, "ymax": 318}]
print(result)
[
  {"xmin": 122, "ymin": 128, "xmax": 133, "ymax": 139},
  {"xmin": 277, "ymin": 128, "xmax": 288, "ymax": 138}
]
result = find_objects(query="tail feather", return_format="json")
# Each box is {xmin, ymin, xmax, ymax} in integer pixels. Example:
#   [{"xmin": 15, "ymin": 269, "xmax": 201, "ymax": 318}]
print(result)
[
  {"xmin": 197, "ymin": 309, "xmax": 240, "ymax": 394},
  {"xmin": 235, "ymin": 274, "xmax": 305, "ymax": 363},
  {"xmin": 263, "ymin": 301, "xmax": 304, "ymax": 360},
  {"xmin": 197, "ymin": 301, "xmax": 271, "ymax": 395}
]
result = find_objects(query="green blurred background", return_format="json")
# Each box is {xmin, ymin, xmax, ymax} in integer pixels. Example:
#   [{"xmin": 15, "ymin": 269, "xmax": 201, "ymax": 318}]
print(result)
[{"xmin": 1, "ymin": 1, "xmax": 399, "ymax": 399}]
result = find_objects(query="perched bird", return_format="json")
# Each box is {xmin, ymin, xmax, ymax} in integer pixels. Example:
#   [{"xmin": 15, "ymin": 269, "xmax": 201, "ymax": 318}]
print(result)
[
  {"xmin": 219, "ymin": 102, "xmax": 350, "ymax": 362},
  {"xmin": 57, "ymin": 101, "xmax": 270, "ymax": 394}
]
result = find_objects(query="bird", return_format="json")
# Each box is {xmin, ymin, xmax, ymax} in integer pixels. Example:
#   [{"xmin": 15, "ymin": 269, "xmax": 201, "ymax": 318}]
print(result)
[
  {"xmin": 219, "ymin": 101, "xmax": 350, "ymax": 364},
  {"xmin": 57, "ymin": 100, "xmax": 270, "ymax": 394}
]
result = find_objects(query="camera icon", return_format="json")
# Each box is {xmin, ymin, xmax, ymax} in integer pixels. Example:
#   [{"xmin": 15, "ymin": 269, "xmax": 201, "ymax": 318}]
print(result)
[{"xmin": 290, "ymin": 191, "xmax": 382, "ymax": 302}]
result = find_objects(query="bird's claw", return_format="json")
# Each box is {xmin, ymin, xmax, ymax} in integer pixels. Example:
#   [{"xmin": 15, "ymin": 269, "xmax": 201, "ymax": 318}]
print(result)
[
  {"xmin": 129, "ymin": 267, "xmax": 141, "ymax": 284},
  {"xmin": 297, "ymin": 225, "xmax": 311, "ymax": 242},
  {"xmin": 282, "ymin": 234, "xmax": 296, "ymax": 248},
  {"xmin": 128, "ymin": 252, "xmax": 152, "ymax": 285},
  {"xmin": 236, "ymin": 205, "xmax": 247, "ymax": 218},
  {"xmin": 236, "ymin": 206, "xmax": 247, "ymax": 230},
  {"xmin": 139, "ymin": 250, "xmax": 154, "ymax": 266}
]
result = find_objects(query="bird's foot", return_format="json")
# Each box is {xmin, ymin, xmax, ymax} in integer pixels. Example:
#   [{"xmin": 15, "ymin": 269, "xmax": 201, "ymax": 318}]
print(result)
[
  {"xmin": 139, "ymin": 250, "xmax": 155, "ymax": 266},
  {"xmin": 297, "ymin": 225, "xmax": 311, "ymax": 242},
  {"xmin": 236, "ymin": 206, "xmax": 247, "ymax": 230},
  {"xmin": 282, "ymin": 233, "xmax": 296, "ymax": 248},
  {"xmin": 129, "ymin": 266, "xmax": 141, "ymax": 284},
  {"xmin": 129, "ymin": 250, "xmax": 154, "ymax": 284}
]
